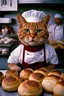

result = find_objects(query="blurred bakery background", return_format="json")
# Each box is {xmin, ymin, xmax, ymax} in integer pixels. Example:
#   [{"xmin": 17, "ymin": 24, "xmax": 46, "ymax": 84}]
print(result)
[{"xmin": 0, "ymin": 0, "xmax": 64, "ymax": 69}]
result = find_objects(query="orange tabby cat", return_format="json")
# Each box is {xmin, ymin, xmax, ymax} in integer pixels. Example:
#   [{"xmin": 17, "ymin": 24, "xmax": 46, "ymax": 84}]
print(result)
[
  {"xmin": 8, "ymin": 13, "xmax": 58, "ymax": 71},
  {"xmin": 17, "ymin": 14, "xmax": 49, "ymax": 46}
]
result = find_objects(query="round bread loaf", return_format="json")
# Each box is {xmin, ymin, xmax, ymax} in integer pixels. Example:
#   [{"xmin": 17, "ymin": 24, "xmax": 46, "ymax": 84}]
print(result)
[
  {"xmin": 18, "ymin": 80, "xmax": 42, "ymax": 96},
  {"xmin": 61, "ymin": 73, "xmax": 64, "ymax": 80},
  {"xmin": 49, "ymin": 41, "xmax": 59, "ymax": 49},
  {"xmin": 39, "ymin": 67, "xmax": 48, "ymax": 72},
  {"xmin": 48, "ymin": 70, "xmax": 62, "ymax": 77},
  {"xmin": 34, "ymin": 68, "xmax": 48, "ymax": 76},
  {"xmin": 42, "ymin": 75, "xmax": 61, "ymax": 93},
  {"xmin": 2, "ymin": 48, "xmax": 9, "ymax": 54},
  {"xmin": 5, "ymin": 70, "xmax": 18, "ymax": 77},
  {"xmin": 58, "ymin": 43, "xmax": 64, "ymax": 49},
  {"xmin": 0, "ymin": 71, "xmax": 4, "ymax": 84},
  {"xmin": 20, "ymin": 68, "xmax": 34, "ymax": 80},
  {"xmin": 53, "ymin": 80, "xmax": 64, "ymax": 96},
  {"xmin": 53, "ymin": 44, "xmax": 59, "ymax": 49},
  {"xmin": 2, "ymin": 76, "xmax": 21, "ymax": 91},
  {"xmin": 29, "ymin": 72, "xmax": 44, "ymax": 84}
]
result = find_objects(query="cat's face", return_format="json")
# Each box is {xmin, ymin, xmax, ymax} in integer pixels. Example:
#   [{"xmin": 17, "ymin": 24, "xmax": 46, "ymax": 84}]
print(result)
[{"xmin": 17, "ymin": 14, "xmax": 50, "ymax": 46}]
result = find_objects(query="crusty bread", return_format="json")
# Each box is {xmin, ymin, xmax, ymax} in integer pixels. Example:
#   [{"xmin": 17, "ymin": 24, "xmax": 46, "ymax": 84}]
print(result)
[
  {"xmin": 53, "ymin": 44, "xmax": 59, "ymax": 49},
  {"xmin": 58, "ymin": 43, "xmax": 64, "ymax": 49},
  {"xmin": 29, "ymin": 72, "xmax": 44, "ymax": 84},
  {"xmin": 48, "ymin": 70, "xmax": 62, "ymax": 77},
  {"xmin": 53, "ymin": 80, "xmax": 64, "ymax": 96},
  {"xmin": 5, "ymin": 70, "xmax": 18, "ymax": 77},
  {"xmin": 0, "ymin": 71, "xmax": 4, "ymax": 84},
  {"xmin": 34, "ymin": 68, "xmax": 48, "ymax": 76},
  {"xmin": 2, "ymin": 76, "xmax": 21, "ymax": 91},
  {"xmin": 39, "ymin": 67, "xmax": 48, "ymax": 72},
  {"xmin": 61, "ymin": 73, "xmax": 64, "ymax": 80},
  {"xmin": 18, "ymin": 80, "xmax": 42, "ymax": 96},
  {"xmin": 42, "ymin": 75, "xmax": 61, "ymax": 93},
  {"xmin": 20, "ymin": 68, "xmax": 34, "ymax": 80}
]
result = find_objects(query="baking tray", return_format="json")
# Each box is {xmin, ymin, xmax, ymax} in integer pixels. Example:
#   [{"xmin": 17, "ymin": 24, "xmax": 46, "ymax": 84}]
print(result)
[
  {"xmin": 0, "ymin": 69, "xmax": 64, "ymax": 96},
  {"xmin": 0, "ymin": 86, "xmax": 53, "ymax": 96}
]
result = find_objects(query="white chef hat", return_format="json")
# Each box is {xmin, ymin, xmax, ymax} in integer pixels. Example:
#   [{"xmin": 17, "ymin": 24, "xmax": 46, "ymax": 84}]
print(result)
[
  {"xmin": 54, "ymin": 14, "xmax": 63, "ymax": 19},
  {"xmin": 22, "ymin": 9, "xmax": 46, "ymax": 22}
]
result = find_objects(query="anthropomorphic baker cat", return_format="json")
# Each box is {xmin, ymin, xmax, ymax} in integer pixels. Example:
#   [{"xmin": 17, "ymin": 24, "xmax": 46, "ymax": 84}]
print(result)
[{"xmin": 8, "ymin": 10, "xmax": 58, "ymax": 71}]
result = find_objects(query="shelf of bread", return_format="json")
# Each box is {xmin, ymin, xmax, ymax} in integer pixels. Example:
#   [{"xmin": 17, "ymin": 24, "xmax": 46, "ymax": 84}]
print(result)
[
  {"xmin": 0, "ymin": 68, "xmax": 64, "ymax": 96},
  {"xmin": 0, "ymin": 48, "xmax": 9, "ymax": 56},
  {"xmin": 0, "ymin": 36, "xmax": 16, "ymax": 45}
]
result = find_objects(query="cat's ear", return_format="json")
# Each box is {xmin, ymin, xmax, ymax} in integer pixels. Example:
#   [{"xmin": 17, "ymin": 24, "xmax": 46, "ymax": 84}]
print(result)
[
  {"xmin": 17, "ymin": 13, "xmax": 27, "ymax": 28},
  {"xmin": 41, "ymin": 14, "xmax": 50, "ymax": 25}
]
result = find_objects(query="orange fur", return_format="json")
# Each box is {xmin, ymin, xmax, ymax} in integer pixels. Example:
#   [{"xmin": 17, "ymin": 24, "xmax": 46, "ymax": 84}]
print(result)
[{"xmin": 17, "ymin": 14, "xmax": 50, "ymax": 46}]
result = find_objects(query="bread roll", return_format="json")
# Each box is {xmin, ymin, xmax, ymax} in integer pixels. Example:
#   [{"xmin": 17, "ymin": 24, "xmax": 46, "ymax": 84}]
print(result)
[
  {"xmin": 29, "ymin": 72, "xmax": 44, "ymax": 84},
  {"xmin": 18, "ymin": 80, "xmax": 42, "ymax": 96},
  {"xmin": 5, "ymin": 70, "xmax": 18, "ymax": 77},
  {"xmin": 53, "ymin": 80, "xmax": 64, "ymax": 96},
  {"xmin": 53, "ymin": 44, "xmax": 60, "ymax": 49},
  {"xmin": 49, "ymin": 40, "xmax": 59, "ymax": 49},
  {"xmin": 2, "ymin": 76, "xmax": 21, "ymax": 91},
  {"xmin": 34, "ymin": 68, "xmax": 48, "ymax": 76},
  {"xmin": 61, "ymin": 73, "xmax": 64, "ymax": 80},
  {"xmin": 2, "ymin": 48, "xmax": 9, "ymax": 54},
  {"xmin": 48, "ymin": 70, "xmax": 62, "ymax": 77},
  {"xmin": 39, "ymin": 67, "xmax": 48, "ymax": 72},
  {"xmin": 42, "ymin": 75, "xmax": 61, "ymax": 93},
  {"xmin": 58, "ymin": 43, "xmax": 64, "ymax": 49},
  {"xmin": 20, "ymin": 68, "xmax": 34, "ymax": 80},
  {"xmin": 0, "ymin": 71, "xmax": 4, "ymax": 84}
]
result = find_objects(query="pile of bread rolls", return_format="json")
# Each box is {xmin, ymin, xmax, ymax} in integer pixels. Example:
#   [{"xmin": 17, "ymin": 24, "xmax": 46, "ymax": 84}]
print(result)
[
  {"xmin": 0, "ymin": 48, "xmax": 9, "ymax": 55},
  {"xmin": 0, "ymin": 70, "xmax": 22, "ymax": 92},
  {"xmin": 0, "ymin": 36, "xmax": 16, "ymax": 44},
  {"xmin": 49, "ymin": 40, "xmax": 64, "ymax": 49},
  {"xmin": 0, "ymin": 68, "xmax": 64, "ymax": 96}
]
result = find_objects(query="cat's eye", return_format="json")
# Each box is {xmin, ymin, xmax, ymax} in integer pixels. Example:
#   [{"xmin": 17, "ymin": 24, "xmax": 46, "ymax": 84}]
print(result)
[
  {"xmin": 36, "ymin": 29, "xmax": 42, "ymax": 33},
  {"xmin": 24, "ymin": 29, "xmax": 30, "ymax": 32}
]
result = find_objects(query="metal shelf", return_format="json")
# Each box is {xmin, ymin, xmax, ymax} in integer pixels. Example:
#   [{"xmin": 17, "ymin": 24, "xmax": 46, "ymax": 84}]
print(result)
[
  {"xmin": 0, "ymin": 42, "xmax": 14, "ymax": 47},
  {"xmin": 0, "ymin": 53, "xmax": 9, "ymax": 56}
]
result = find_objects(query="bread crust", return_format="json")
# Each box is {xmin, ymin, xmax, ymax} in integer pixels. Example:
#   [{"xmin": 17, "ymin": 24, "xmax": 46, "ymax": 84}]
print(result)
[
  {"xmin": 48, "ymin": 70, "xmax": 62, "ymax": 77},
  {"xmin": 5, "ymin": 70, "xmax": 18, "ymax": 77},
  {"xmin": 29, "ymin": 72, "xmax": 44, "ymax": 84},
  {"xmin": 18, "ymin": 80, "xmax": 42, "ymax": 96},
  {"xmin": 42, "ymin": 75, "xmax": 61, "ymax": 93},
  {"xmin": 61, "ymin": 73, "xmax": 64, "ymax": 80},
  {"xmin": 2, "ymin": 76, "xmax": 21, "ymax": 91},
  {"xmin": 53, "ymin": 80, "xmax": 64, "ymax": 96},
  {"xmin": 34, "ymin": 68, "xmax": 48, "ymax": 76},
  {"xmin": 20, "ymin": 68, "xmax": 34, "ymax": 80},
  {"xmin": 0, "ymin": 71, "xmax": 4, "ymax": 84}
]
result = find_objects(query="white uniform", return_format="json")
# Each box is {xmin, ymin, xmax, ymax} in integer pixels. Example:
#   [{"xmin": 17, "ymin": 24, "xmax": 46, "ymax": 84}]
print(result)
[
  {"xmin": 48, "ymin": 24, "xmax": 64, "ymax": 40},
  {"xmin": 8, "ymin": 43, "xmax": 58, "ymax": 65}
]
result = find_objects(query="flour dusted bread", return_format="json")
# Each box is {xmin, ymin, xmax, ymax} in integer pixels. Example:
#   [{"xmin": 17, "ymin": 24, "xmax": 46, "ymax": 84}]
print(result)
[
  {"xmin": 0, "ymin": 71, "xmax": 4, "ymax": 84},
  {"xmin": 48, "ymin": 70, "xmax": 62, "ymax": 77},
  {"xmin": 5, "ymin": 70, "xmax": 18, "ymax": 77},
  {"xmin": 2, "ymin": 76, "xmax": 21, "ymax": 91},
  {"xmin": 42, "ymin": 75, "xmax": 61, "ymax": 93},
  {"xmin": 53, "ymin": 80, "xmax": 64, "ymax": 96},
  {"xmin": 18, "ymin": 80, "xmax": 42, "ymax": 96},
  {"xmin": 20, "ymin": 68, "xmax": 34, "ymax": 80},
  {"xmin": 29, "ymin": 72, "xmax": 44, "ymax": 84}
]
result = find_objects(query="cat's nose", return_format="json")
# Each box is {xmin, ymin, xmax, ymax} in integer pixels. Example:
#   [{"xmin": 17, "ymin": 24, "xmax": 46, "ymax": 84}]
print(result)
[{"xmin": 30, "ymin": 32, "xmax": 36, "ymax": 39}]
